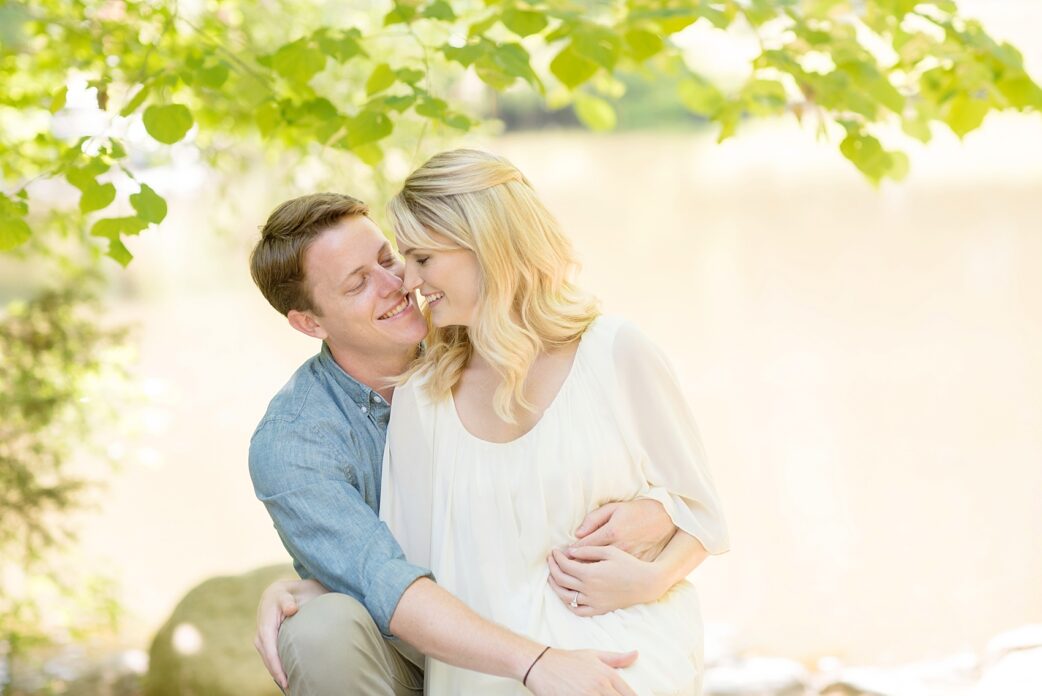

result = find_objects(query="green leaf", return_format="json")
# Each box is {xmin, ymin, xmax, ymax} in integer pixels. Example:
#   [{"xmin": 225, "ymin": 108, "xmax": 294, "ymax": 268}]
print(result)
[
  {"xmin": 901, "ymin": 113, "xmax": 932, "ymax": 143},
  {"xmin": 501, "ymin": 8, "xmax": 547, "ymax": 37},
  {"xmin": 120, "ymin": 83, "xmax": 152, "ymax": 117},
  {"xmin": 468, "ymin": 13, "xmax": 499, "ymax": 37},
  {"xmin": 91, "ymin": 215, "xmax": 149, "ymax": 265},
  {"xmin": 423, "ymin": 0, "xmax": 456, "ymax": 20},
  {"xmin": 315, "ymin": 29, "xmax": 366, "ymax": 63},
  {"xmin": 344, "ymin": 110, "xmax": 393, "ymax": 147},
  {"xmin": 366, "ymin": 63, "xmax": 397, "ymax": 96},
  {"xmin": 887, "ymin": 150, "xmax": 910, "ymax": 181},
  {"xmin": 385, "ymin": 2, "xmax": 418, "ymax": 26},
  {"xmin": 302, "ymin": 98, "xmax": 343, "ymax": 142},
  {"xmin": 352, "ymin": 143, "xmax": 384, "ymax": 166},
  {"xmin": 716, "ymin": 101, "xmax": 743, "ymax": 142},
  {"xmin": 271, "ymin": 39, "xmax": 327, "ymax": 84},
  {"xmin": 550, "ymin": 44, "xmax": 598, "ymax": 89},
  {"xmin": 545, "ymin": 23, "xmax": 573, "ymax": 42},
  {"xmin": 572, "ymin": 27, "xmax": 620, "ymax": 70},
  {"xmin": 839, "ymin": 131, "xmax": 907, "ymax": 183},
  {"xmin": 107, "ymin": 138, "xmax": 127, "ymax": 159},
  {"xmin": 475, "ymin": 57, "xmax": 514, "ymax": 90},
  {"xmin": 130, "ymin": 184, "xmax": 167, "ymax": 224},
  {"xmin": 679, "ymin": 76, "xmax": 724, "ymax": 117},
  {"xmin": 442, "ymin": 42, "xmax": 486, "ymax": 67},
  {"xmin": 573, "ymin": 93, "xmax": 616, "ymax": 131},
  {"xmin": 444, "ymin": 113, "xmax": 471, "ymax": 130},
  {"xmin": 492, "ymin": 43, "xmax": 540, "ymax": 88},
  {"xmin": 106, "ymin": 239, "xmax": 133, "ymax": 267},
  {"xmin": 197, "ymin": 62, "xmax": 229, "ymax": 89},
  {"xmin": 378, "ymin": 94, "xmax": 417, "ymax": 112},
  {"xmin": 742, "ymin": 79, "xmax": 788, "ymax": 116},
  {"xmin": 66, "ymin": 159, "xmax": 110, "ymax": 191},
  {"xmin": 416, "ymin": 97, "xmax": 448, "ymax": 118},
  {"xmin": 0, "ymin": 216, "xmax": 31, "ymax": 251},
  {"xmin": 79, "ymin": 182, "xmax": 116, "ymax": 213},
  {"xmin": 255, "ymin": 102, "xmax": 280, "ymax": 136},
  {"xmin": 50, "ymin": 86, "xmax": 68, "ymax": 114},
  {"xmin": 943, "ymin": 94, "xmax": 990, "ymax": 138},
  {"xmin": 997, "ymin": 72, "xmax": 1042, "ymax": 109},
  {"xmin": 624, "ymin": 29, "xmax": 664, "ymax": 61},
  {"xmin": 396, "ymin": 68, "xmax": 425, "ymax": 85},
  {"xmin": 91, "ymin": 216, "xmax": 149, "ymax": 239},
  {"xmin": 143, "ymin": 104, "xmax": 194, "ymax": 144}
]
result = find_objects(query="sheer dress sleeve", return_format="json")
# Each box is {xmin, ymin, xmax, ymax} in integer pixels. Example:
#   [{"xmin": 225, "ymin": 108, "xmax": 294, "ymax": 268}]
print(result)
[{"xmin": 613, "ymin": 321, "xmax": 730, "ymax": 555}]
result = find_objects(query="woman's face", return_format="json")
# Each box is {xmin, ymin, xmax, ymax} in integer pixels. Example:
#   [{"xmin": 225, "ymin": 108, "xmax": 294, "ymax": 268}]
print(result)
[{"xmin": 401, "ymin": 233, "xmax": 482, "ymax": 328}]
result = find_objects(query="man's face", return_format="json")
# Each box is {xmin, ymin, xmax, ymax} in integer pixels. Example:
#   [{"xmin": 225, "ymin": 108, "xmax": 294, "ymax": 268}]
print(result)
[{"xmin": 294, "ymin": 215, "xmax": 427, "ymax": 358}]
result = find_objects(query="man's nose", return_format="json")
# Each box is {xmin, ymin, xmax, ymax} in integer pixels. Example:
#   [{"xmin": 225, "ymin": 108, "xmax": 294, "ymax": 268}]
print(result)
[{"xmin": 376, "ymin": 264, "xmax": 404, "ymax": 295}]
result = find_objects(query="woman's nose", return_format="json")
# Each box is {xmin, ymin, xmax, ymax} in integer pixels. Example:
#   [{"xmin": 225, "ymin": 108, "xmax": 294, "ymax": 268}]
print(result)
[{"xmin": 402, "ymin": 260, "xmax": 422, "ymax": 292}]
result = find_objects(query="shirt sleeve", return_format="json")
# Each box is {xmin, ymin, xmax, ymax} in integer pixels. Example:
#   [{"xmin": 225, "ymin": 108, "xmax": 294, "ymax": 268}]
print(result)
[
  {"xmin": 613, "ymin": 321, "xmax": 731, "ymax": 555},
  {"xmin": 379, "ymin": 378, "xmax": 434, "ymax": 571},
  {"xmin": 249, "ymin": 418, "xmax": 431, "ymax": 637}
]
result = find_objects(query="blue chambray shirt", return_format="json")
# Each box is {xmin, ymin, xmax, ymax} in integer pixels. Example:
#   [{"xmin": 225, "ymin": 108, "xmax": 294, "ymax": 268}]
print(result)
[{"xmin": 248, "ymin": 342, "xmax": 432, "ymax": 637}]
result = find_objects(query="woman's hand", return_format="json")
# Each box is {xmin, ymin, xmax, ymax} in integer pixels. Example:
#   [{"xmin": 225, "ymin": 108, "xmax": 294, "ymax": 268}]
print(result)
[
  {"xmin": 253, "ymin": 578, "xmax": 329, "ymax": 689},
  {"xmin": 525, "ymin": 648, "xmax": 639, "ymax": 696},
  {"xmin": 546, "ymin": 546, "xmax": 664, "ymax": 616},
  {"xmin": 571, "ymin": 499, "xmax": 676, "ymax": 562}
]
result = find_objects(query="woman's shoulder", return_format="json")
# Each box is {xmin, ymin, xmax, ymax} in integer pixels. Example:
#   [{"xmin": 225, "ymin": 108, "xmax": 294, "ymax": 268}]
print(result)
[
  {"xmin": 584, "ymin": 314, "xmax": 660, "ymax": 358},
  {"xmin": 391, "ymin": 368, "xmax": 438, "ymax": 413}
]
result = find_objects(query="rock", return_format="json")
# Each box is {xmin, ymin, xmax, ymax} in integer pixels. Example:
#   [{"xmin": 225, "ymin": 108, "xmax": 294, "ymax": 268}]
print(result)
[
  {"xmin": 144, "ymin": 564, "xmax": 293, "ymax": 696},
  {"xmin": 704, "ymin": 655, "xmax": 809, "ymax": 696},
  {"xmin": 816, "ymin": 652, "xmax": 978, "ymax": 696},
  {"xmin": 973, "ymin": 624, "xmax": 1042, "ymax": 696}
]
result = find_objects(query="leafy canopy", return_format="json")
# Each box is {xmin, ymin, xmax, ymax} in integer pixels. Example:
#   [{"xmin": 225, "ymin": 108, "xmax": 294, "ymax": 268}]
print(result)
[{"xmin": 1, "ymin": 0, "xmax": 1039, "ymax": 265}]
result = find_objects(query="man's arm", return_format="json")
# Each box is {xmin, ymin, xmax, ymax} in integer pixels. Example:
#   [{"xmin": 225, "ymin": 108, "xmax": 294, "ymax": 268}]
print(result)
[
  {"xmin": 255, "ymin": 576, "xmax": 640, "ymax": 695},
  {"xmin": 250, "ymin": 421, "xmax": 638, "ymax": 695}
]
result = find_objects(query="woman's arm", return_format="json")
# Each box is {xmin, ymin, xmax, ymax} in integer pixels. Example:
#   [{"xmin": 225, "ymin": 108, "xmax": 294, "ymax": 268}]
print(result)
[
  {"xmin": 546, "ymin": 530, "xmax": 709, "ymax": 615},
  {"xmin": 547, "ymin": 320, "xmax": 729, "ymax": 615}
]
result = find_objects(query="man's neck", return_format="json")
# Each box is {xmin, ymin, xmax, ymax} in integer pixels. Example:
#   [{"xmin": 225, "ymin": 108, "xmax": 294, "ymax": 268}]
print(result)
[{"xmin": 326, "ymin": 342, "xmax": 415, "ymax": 403}]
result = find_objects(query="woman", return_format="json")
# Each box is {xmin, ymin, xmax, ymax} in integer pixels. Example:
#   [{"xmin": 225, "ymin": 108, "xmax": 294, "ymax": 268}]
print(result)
[{"xmin": 380, "ymin": 149, "xmax": 729, "ymax": 695}]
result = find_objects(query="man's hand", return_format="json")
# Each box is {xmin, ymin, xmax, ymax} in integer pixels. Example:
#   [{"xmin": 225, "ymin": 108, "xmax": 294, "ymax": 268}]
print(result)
[
  {"xmin": 253, "ymin": 578, "xmax": 329, "ymax": 690},
  {"xmin": 525, "ymin": 648, "xmax": 639, "ymax": 696},
  {"xmin": 572, "ymin": 498, "xmax": 675, "ymax": 562},
  {"xmin": 546, "ymin": 546, "xmax": 662, "ymax": 616}
]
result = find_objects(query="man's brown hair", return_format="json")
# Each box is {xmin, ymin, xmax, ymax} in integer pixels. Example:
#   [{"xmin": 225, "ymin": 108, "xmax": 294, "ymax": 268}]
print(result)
[{"xmin": 250, "ymin": 193, "xmax": 370, "ymax": 316}]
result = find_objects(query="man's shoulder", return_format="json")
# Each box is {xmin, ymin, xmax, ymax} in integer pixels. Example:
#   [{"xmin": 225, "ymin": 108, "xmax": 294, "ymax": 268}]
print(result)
[
  {"xmin": 248, "ymin": 353, "xmax": 361, "ymax": 485},
  {"xmin": 255, "ymin": 353, "xmax": 326, "ymax": 426}
]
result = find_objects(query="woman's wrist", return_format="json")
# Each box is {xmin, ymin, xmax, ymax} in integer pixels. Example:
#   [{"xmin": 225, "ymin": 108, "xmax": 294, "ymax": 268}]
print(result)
[{"xmin": 647, "ymin": 556, "xmax": 679, "ymax": 600}]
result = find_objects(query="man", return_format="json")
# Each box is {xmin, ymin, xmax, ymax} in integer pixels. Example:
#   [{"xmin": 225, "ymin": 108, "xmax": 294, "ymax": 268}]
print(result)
[{"xmin": 248, "ymin": 193, "xmax": 680, "ymax": 695}]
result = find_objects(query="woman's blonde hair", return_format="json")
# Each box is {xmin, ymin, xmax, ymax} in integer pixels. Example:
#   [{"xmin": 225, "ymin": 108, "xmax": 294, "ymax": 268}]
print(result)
[{"xmin": 389, "ymin": 149, "xmax": 599, "ymax": 423}]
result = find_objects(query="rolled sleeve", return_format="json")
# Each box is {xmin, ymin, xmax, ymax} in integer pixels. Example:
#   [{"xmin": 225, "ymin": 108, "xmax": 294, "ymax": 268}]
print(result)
[{"xmin": 250, "ymin": 419, "xmax": 432, "ymax": 636}]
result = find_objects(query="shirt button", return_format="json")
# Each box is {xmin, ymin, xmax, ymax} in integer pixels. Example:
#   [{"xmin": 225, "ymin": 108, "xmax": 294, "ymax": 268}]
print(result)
[
  {"xmin": 360, "ymin": 405, "xmax": 369, "ymax": 414},
  {"xmin": 374, "ymin": 395, "xmax": 383, "ymax": 404}
]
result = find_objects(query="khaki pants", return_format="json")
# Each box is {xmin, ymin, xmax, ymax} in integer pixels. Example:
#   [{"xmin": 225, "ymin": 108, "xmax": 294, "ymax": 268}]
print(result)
[{"xmin": 277, "ymin": 592, "xmax": 424, "ymax": 696}]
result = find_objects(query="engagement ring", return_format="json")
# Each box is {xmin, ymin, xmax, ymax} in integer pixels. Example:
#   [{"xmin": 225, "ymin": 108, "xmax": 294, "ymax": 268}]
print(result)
[{"xmin": 570, "ymin": 591, "xmax": 579, "ymax": 608}]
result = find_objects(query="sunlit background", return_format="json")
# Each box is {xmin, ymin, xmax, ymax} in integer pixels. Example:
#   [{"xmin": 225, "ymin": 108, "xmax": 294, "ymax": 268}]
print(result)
[{"xmin": 3, "ymin": 0, "xmax": 1041, "ymax": 694}]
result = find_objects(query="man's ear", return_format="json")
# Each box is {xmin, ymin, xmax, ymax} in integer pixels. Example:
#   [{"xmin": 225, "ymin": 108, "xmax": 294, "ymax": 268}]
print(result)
[{"xmin": 287, "ymin": 309, "xmax": 328, "ymax": 340}]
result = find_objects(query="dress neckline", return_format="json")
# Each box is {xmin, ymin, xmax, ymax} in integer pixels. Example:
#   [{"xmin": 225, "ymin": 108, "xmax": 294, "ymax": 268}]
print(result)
[{"xmin": 447, "ymin": 318, "xmax": 598, "ymax": 446}]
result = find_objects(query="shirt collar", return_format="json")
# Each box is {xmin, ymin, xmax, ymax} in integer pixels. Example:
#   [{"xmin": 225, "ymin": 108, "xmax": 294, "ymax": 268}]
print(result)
[{"xmin": 316, "ymin": 342, "xmax": 389, "ymax": 411}]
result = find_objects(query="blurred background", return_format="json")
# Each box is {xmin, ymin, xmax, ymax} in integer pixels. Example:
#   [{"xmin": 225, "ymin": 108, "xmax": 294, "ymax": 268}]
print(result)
[{"xmin": 1, "ymin": 0, "xmax": 1040, "ymax": 694}]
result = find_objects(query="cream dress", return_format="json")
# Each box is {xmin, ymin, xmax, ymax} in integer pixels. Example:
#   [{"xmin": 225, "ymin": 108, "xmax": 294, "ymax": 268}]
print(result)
[{"xmin": 380, "ymin": 316, "xmax": 730, "ymax": 695}]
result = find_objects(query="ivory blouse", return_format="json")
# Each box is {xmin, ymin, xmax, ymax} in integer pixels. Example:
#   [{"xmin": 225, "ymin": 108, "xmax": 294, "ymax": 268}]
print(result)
[{"xmin": 380, "ymin": 315, "xmax": 729, "ymax": 695}]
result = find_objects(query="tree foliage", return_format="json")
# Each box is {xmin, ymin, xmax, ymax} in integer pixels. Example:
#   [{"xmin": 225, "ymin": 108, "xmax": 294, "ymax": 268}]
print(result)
[
  {"xmin": 0, "ymin": 279, "xmax": 128, "ymax": 685},
  {"xmin": 1, "ymin": 0, "xmax": 1040, "ymax": 266}
]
